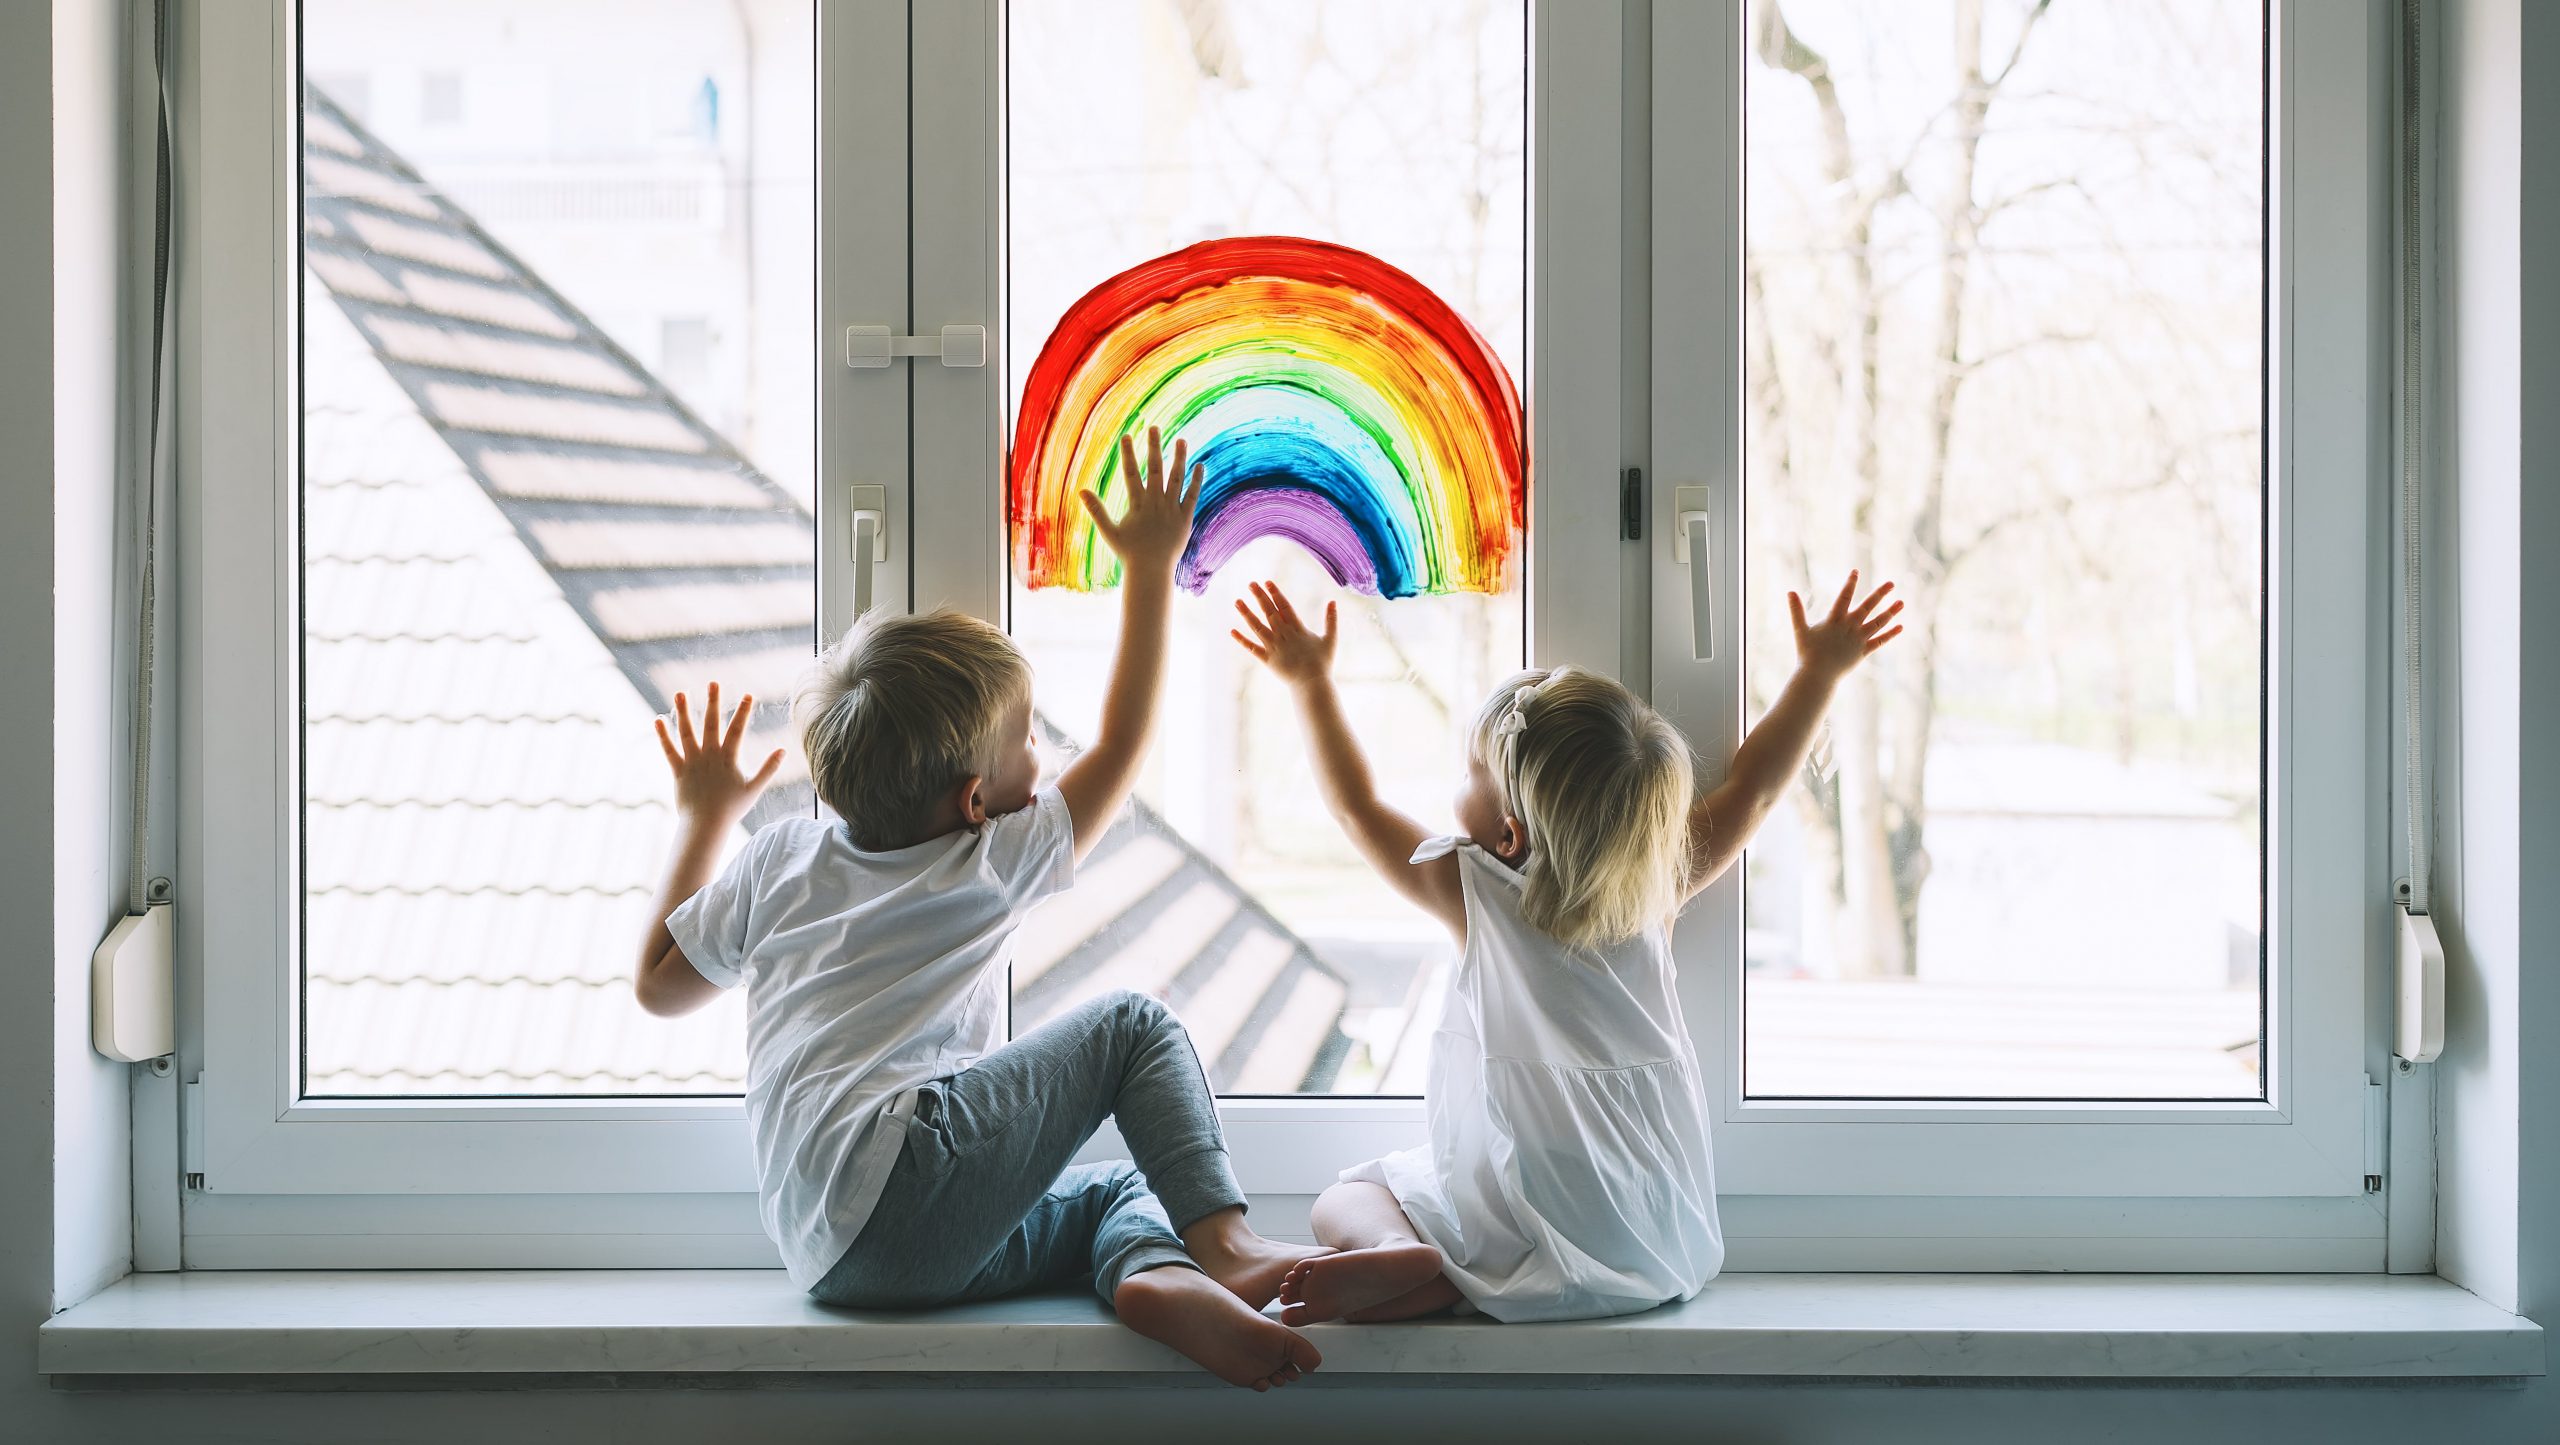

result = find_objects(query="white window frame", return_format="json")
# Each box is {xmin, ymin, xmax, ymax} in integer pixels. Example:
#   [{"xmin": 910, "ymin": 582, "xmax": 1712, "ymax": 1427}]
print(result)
[
  {"xmin": 177, "ymin": 0, "xmax": 2399, "ymax": 1271},
  {"xmin": 1643, "ymin": 0, "xmax": 2391, "ymax": 1265}
]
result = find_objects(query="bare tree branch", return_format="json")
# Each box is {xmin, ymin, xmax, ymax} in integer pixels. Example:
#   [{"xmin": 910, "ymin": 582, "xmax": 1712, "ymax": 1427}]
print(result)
[{"xmin": 1986, "ymin": 0, "xmax": 2056, "ymax": 90}]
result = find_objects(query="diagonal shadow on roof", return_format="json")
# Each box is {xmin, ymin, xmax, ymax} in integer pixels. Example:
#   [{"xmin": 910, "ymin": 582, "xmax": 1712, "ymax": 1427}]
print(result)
[{"xmin": 297, "ymin": 89, "xmax": 1351, "ymax": 1091}]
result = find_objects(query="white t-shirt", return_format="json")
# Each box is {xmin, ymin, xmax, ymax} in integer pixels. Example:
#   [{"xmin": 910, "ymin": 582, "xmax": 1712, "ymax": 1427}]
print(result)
[{"xmin": 667, "ymin": 786, "xmax": 1077, "ymax": 1288}]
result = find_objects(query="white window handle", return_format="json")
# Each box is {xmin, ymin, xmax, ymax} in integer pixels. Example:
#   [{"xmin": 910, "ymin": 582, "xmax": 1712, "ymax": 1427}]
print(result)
[
  {"xmin": 844, "ymin": 324, "xmax": 986, "ymax": 369},
  {"xmin": 847, "ymin": 484, "xmax": 887, "ymax": 618},
  {"xmin": 1673, "ymin": 484, "xmax": 1715, "ymax": 660}
]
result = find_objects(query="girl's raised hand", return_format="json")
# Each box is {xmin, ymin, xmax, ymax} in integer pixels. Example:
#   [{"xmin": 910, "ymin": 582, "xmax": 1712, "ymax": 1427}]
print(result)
[
  {"xmin": 655, "ymin": 681, "xmax": 785, "ymax": 828},
  {"xmin": 1791, "ymin": 570, "xmax": 1903, "ymax": 683},
  {"xmin": 1230, "ymin": 581, "xmax": 1338, "ymax": 686}
]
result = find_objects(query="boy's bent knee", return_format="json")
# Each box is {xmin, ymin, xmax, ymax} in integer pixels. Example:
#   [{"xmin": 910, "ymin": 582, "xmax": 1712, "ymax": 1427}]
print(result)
[{"xmin": 1099, "ymin": 987, "xmax": 1174, "ymax": 1034}]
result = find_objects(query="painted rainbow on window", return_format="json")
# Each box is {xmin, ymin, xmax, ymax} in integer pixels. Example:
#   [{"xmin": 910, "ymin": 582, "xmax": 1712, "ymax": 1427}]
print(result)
[{"xmin": 1010, "ymin": 236, "xmax": 1526, "ymax": 598}]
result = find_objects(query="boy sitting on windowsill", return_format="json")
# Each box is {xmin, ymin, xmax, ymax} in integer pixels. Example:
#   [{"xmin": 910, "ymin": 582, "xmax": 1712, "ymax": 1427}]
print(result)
[{"xmin": 631, "ymin": 429, "xmax": 1325, "ymax": 1391}]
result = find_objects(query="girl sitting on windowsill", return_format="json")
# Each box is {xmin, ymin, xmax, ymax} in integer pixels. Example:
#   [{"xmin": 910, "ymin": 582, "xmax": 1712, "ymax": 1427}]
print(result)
[{"xmin": 1230, "ymin": 572, "xmax": 1901, "ymax": 1323}]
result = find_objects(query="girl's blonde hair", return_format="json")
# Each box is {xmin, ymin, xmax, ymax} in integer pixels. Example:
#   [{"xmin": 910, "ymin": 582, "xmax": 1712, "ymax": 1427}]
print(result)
[{"xmin": 1469, "ymin": 666, "xmax": 1695, "ymax": 950}]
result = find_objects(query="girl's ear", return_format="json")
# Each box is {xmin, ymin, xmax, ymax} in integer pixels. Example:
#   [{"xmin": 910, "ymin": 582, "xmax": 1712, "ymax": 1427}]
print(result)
[
  {"xmin": 1497, "ymin": 814, "xmax": 1529, "ymax": 863},
  {"xmin": 954, "ymin": 774, "xmax": 992, "ymax": 830}
]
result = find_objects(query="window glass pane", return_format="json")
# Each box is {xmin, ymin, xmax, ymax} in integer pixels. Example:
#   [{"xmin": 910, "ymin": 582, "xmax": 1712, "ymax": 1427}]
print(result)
[
  {"xmin": 1742, "ymin": 0, "xmax": 2266, "ymax": 1099},
  {"xmin": 1005, "ymin": 0, "xmax": 1528, "ymax": 1095},
  {"xmin": 299, "ymin": 1, "xmax": 814, "ymax": 1097}
]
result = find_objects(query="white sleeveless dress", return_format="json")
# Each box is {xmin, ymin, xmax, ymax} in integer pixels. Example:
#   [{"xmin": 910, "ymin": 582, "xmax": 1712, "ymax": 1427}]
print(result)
[{"xmin": 1341, "ymin": 837, "xmax": 1724, "ymax": 1322}]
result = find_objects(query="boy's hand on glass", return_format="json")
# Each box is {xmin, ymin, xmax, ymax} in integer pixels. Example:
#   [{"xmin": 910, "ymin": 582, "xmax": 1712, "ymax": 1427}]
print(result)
[
  {"xmin": 656, "ymin": 682, "xmax": 785, "ymax": 829},
  {"xmin": 1791, "ymin": 570, "xmax": 1903, "ymax": 684},
  {"xmin": 1081, "ymin": 425, "xmax": 1201, "ymax": 581},
  {"xmin": 1230, "ymin": 580, "xmax": 1338, "ymax": 686}
]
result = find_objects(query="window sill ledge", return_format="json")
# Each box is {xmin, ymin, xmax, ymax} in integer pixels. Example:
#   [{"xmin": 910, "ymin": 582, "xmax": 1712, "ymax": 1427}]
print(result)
[{"xmin": 39, "ymin": 1270, "xmax": 2542, "ymax": 1383}]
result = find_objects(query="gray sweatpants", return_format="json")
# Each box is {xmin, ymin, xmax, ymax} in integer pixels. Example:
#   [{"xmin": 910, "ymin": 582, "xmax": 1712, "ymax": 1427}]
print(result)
[{"xmin": 809, "ymin": 989, "xmax": 1246, "ymax": 1310}]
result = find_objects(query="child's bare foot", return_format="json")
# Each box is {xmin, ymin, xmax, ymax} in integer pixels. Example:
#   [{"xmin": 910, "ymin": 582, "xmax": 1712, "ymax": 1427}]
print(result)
[
  {"xmin": 1276, "ymin": 1242, "xmax": 1446, "ymax": 1326},
  {"xmin": 1114, "ymin": 1266, "xmax": 1324, "ymax": 1391},
  {"xmin": 1191, "ymin": 1234, "xmax": 1334, "ymax": 1311},
  {"xmin": 1182, "ymin": 1209, "xmax": 1335, "ymax": 1309}
]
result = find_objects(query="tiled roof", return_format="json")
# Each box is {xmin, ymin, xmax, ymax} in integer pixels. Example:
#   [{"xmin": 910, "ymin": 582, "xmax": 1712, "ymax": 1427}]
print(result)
[{"xmin": 298, "ymin": 88, "xmax": 1347, "ymax": 1096}]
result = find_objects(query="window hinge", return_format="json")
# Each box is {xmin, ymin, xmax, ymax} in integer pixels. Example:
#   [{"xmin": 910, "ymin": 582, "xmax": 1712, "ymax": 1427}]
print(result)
[
  {"xmin": 182, "ymin": 1075, "xmax": 205, "ymax": 1192},
  {"xmin": 2363, "ymin": 1075, "xmax": 2386, "ymax": 1193}
]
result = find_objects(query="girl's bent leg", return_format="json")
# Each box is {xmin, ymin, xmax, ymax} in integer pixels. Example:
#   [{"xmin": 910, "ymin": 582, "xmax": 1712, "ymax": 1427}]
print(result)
[
  {"xmin": 1308, "ymin": 1179, "xmax": 1421, "ymax": 1250},
  {"xmin": 1280, "ymin": 1181, "xmax": 1463, "ymax": 1325}
]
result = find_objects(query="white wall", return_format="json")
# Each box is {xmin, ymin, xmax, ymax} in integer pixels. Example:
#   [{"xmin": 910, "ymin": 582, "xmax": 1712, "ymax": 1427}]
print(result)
[
  {"xmin": 0, "ymin": 1, "xmax": 2552, "ymax": 1439},
  {"xmin": 0, "ymin": 0, "xmax": 67, "ymax": 1390},
  {"xmin": 2519, "ymin": 0, "xmax": 2560, "ymax": 1368},
  {"xmin": 2430, "ymin": 0, "xmax": 2557, "ymax": 1342},
  {"xmin": 50, "ymin": 0, "xmax": 136, "ymax": 1315},
  {"xmin": 2431, "ymin": 0, "xmax": 2521, "ymax": 1310}
]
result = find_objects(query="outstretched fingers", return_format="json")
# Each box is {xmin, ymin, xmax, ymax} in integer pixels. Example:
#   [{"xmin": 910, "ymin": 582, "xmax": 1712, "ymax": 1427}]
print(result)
[
  {"xmin": 1259, "ymin": 581, "xmax": 1306, "ymax": 631},
  {"xmin": 1232, "ymin": 584, "xmax": 1281, "ymax": 662},
  {"xmin": 1827, "ymin": 569, "xmax": 1861, "ymax": 624},
  {"xmin": 1865, "ymin": 623, "xmax": 1905, "ymax": 655},
  {"xmin": 673, "ymin": 691, "xmax": 697, "ymax": 754},
  {"xmin": 1078, "ymin": 488, "xmax": 1119, "ymax": 547},
  {"xmin": 654, "ymin": 715, "xmax": 683, "ymax": 770},
  {"xmin": 722, "ymin": 692, "xmax": 757, "ymax": 753}
]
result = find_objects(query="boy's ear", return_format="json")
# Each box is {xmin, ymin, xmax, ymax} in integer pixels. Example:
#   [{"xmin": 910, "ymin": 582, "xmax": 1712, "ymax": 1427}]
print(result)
[{"xmin": 954, "ymin": 774, "xmax": 992, "ymax": 829}]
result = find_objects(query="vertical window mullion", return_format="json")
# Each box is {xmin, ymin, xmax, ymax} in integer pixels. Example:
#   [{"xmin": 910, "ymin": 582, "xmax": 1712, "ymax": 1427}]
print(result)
[
  {"xmin": 1649, "ymin": 0, "xmax": 1748, "ymax": 1131},
  {"xmin": 1530, "ymin": 0, "xmax": 1636, "ymax": 677},
  {"xmin": 821, "ymin": 0, "xmax": 922, "ymax": 634},
  {"xmin": 902, "ymin": 0, "xmax": 1005, "ymax": 622}
]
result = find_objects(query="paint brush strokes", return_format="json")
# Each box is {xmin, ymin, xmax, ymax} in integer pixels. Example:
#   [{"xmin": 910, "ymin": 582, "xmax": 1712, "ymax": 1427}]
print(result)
[{"xmin": 1011, "ymin": 236, "xmax": 1526, "ymax": 597}]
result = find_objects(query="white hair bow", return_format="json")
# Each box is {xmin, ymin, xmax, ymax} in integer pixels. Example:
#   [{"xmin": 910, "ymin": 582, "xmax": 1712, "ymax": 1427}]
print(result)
[{"xmin": 1494, "ymin": 682, "xmax": 1543, "ymax": 739}]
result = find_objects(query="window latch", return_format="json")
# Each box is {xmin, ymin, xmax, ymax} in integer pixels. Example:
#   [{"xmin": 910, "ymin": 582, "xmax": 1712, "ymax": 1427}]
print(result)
[
  {"xmin": 844, "ymin": 324, "xmax": 986, "ymax": 369},
  {"xmin": 1673, "ymin": 484, "xmax": 1716, "ymax": 660},
  {"xmin": 847, "ymin": 484, "xmax": 887, "ymax": 618}
]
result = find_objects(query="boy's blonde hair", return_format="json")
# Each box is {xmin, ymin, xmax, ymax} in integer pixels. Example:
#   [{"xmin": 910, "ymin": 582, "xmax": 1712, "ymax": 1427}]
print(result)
[
  {"xmin": 1469, "ymin": 666, "xmax": 1695, "ymax": 951},
  {"xmin": 794, "ymin": 608, "xmax": 1033, "ymax": 850}
]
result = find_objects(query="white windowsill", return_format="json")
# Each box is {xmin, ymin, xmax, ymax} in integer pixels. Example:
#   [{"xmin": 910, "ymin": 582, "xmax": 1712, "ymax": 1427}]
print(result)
[{"xmin": 38, "ymin": 1270, "xmax": 2542, "ymax": 1382}]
